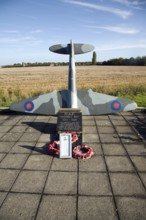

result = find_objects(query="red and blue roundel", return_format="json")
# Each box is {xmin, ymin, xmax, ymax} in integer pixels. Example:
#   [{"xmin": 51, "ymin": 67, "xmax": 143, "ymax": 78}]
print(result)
[
  {"xmin": 24, "ymin": 101, "xmax": 34, "ymax": 112},
  {"xmin": 111, "ymin": 100, "xmax": 122, "ymax": 112}
]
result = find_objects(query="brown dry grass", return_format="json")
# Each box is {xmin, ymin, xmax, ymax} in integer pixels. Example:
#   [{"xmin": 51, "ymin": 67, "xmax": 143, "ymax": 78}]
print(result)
[
  {"xmin": 0, "ymin": 65, "xmax": 146, "ymax": 105},
  {"xmin": 1, "ymin": 65, "xmax": 146, "ymax": 90}
]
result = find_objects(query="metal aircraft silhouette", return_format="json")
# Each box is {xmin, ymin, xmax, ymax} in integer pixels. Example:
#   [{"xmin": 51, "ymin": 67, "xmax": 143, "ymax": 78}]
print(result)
[{"xmin": 10, "ymin": 41, "xmax": 137, "ymax": 115}]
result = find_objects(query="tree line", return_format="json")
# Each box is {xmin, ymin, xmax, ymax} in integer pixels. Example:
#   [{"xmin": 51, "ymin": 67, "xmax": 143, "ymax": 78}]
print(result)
[
  {"xmin": 2, "ymin": 53, "xmax": 146, "ymax": 68},
  {"xmin": 2, "ymin": 61, "xmax": 93, "ymax": 68},
  {"xmin": 102, "ymin": 56, "xmax": 146, "ymax": 66}
]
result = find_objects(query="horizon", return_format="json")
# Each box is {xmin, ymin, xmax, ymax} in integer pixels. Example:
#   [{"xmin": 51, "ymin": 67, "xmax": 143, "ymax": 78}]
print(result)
[
  {"xmin": 0, "ymin": 0, "xmax": 146, "ymax": 66},
  {"xmin": 1, "ymin": 54, "xmax": 146, "ymax": 67}
]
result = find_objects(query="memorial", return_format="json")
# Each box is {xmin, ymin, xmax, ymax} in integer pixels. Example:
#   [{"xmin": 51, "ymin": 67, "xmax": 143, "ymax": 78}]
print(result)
[
  {"xmin": 9, "ymin": 40, "xmax": 137, "ymax": 159},
  {"xmin": 9, "ymin": 40, "xmax": 137, "ymax": 115},
  {"xmin": 57, "ymin": 109, "xmax": 82, "ymax": 132},
  {"xmin": 57, "ymin": 108, "xmax": 82, "ymax": 158}
]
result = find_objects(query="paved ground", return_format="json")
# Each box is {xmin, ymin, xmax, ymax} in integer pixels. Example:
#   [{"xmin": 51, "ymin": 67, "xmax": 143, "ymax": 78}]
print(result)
[{"xmin": 0, "ymin": 110, "xmax": 146, "ymax": 220}]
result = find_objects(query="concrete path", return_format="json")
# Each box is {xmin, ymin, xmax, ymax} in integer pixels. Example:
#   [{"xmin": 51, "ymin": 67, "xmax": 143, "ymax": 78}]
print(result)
[{"xmin": 0, "ymin": 110, "xmax": 146, "ymax": 220}]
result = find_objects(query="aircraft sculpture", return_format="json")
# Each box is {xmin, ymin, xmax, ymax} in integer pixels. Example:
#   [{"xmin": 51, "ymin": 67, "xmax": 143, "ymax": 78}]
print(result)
[{"xmin": 10, "ymin": 41, "xmax": 137, "ymax": 115}]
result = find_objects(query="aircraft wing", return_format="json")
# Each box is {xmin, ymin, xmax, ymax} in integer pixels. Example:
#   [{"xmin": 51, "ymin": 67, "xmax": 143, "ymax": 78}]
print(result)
[
  {"xmin": 9, "ymin": 90, "xmax": 67, "ymax": 115},
  {"xmin": 9, "ymin": 89, "xmax": 137, "ymax": 115},
  {"xmin": 77, "ymin": 89, "xmax": 137, "ymax": 115}
]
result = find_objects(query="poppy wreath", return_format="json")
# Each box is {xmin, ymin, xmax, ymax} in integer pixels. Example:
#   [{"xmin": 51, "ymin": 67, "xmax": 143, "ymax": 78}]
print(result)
[
  {"xmin": 48, "ymin": 132, "xmax": 94, "ymax": 159},
  {"xmin": 73, "ymin": 145, "xmax": 94, "ymax": 159},
  {"xmin": 48, "ymin": 132, "xmax": 78, "ymax": 155},
  {"xmin": 48, "ymin": 140, "xmax": 60, "ymax": 155},
  {"xmin": 65, "ymin": 131, "xmax": 78, "ymax": 143}
]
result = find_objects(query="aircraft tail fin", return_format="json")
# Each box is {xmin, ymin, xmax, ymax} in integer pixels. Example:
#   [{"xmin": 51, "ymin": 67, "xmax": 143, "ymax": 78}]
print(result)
[{"xmin": 49, "ymin": 43, "xmax": 94, "ymax": 55}]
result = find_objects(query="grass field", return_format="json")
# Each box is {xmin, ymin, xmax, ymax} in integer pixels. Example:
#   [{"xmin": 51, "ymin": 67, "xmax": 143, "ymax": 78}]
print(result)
[{"xmin": 0, "ymin": 65, "xmax": 146, "ymax": 107}]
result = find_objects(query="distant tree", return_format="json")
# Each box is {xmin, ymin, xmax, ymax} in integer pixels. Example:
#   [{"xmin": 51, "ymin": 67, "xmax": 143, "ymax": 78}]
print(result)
[
  {"xmin": 92, "ymin": 51, "xmax": 97, "ymax": 65},
  {"xmin": 128, "ymin": 57, "xmax": 135, "ymax": 65},
  {"xmin": 142, "ymin": 56, "xmax": 146, "ymax": 65}
]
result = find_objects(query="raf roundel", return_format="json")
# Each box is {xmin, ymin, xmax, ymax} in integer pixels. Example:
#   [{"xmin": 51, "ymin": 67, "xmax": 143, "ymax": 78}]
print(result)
[
  {"xmin": 111, "ymin": 100, "xmax": 122, "ymax": 112},
  {"xmin": 24, "ymin": 101, "xmax": 34, "ymax": 112}
]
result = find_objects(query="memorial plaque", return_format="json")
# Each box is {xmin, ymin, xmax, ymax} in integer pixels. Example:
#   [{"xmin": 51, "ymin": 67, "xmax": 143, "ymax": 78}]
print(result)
[
  {"xmin": 60, "ymin": 133, "xmax": 72, "ymax": 158},
  {"xmin": 57, "ymin": 109, "xmax": 82, "ymax": 132}
]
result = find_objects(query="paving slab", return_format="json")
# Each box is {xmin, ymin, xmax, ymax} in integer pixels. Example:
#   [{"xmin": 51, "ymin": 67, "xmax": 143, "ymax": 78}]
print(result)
[
  {"xmin": 44, "ymin": 171, "xmax": 77, "ymax": 195},
  {"xmin": 130, "ymin": 156, "xmax": 146, "ymax": 171},
  {"xmin": 78, "ymin": 196, "xmax": 118, "ymax": 220},
  {"xmin": 115, "ymin": 126, "xmax": 133, "ymax": 133},
  {"xmin": 0, "ymin": 169, "xmax": 19, "ymax": 191},
  {"xmin": 79, "ymin": 155, "xmax": 106, "ymax": 172},
  {"xmin": 82, "ymin": 120, "xmax": 95, "ymax": 126},
  {"xmin": 98, "ymin": 126, "xmax": 116, "ymax": 133},
  {"xmin": 0, "ymin": 115, "xmax": 10, "ymax": 120},
  {"xmin": 36, "ymin": 195, "xmax": 76, "ymax": 220},
  {"xmin": 139, "ymin": 173, "xmax": 146, "ymax": 188},
  {"xmin": 11, "ymin": 170, "xmax": 47, "ymax": 193},
  {"xmin": 0, "ymin": 153, "xmax": 29, "ymax": 169},
  {"xmin": 0, "ymin": 192, "xmax": 7, "ymax": 207},
  {"xmin": 116, "ymin": 197, "xmax": 146, "ymax": 220},
  {"xmin": 95, "ymin": 115, "xmax": 109, "ymax": 120},
  {"xmin": 51, "ymin": 158, "xmax": 77, "ymax": 171},
  {"xmin": 17, "ymin": 116, "xmax": 36, "ymax": 125},
  {"xmin": 25, "ymin": 124, "xmax": 46, "ymax": 133},
  {"xmin": 0, "ymin": 153, "xmax": 6, "ymax": 162},
  {"xmin": 0, "ymin": 120, "xmax": 6, "ymax": 125},
  {"xmin": 99, "ymin": 133, "xmax": 120, "ymax": 143},
  {"xmin": 19, "ymin": 132, "xmax": 41, "ymax": 142},
  {"xmin": 109, "ymin": 115, "xmax": 124, "ymax": 120},
  {"xmin": 0, "ymin": 141, "xmax": 16, "ymax": 153},
  {"xmin": 37, "ymin": 133, "xmax": 51, "ymax": 142},
  {"xmin": 110, "ymin": 173, "xmax": 146, "ymax": 196},
  {"xmin": 83, "ymin": 125, "xmax": 97, "ymax": 133},
  {"xmin": 111, "ymin": 119, "xmax": 128, "ymax": 126},
  {"xmin": 95, "ymin": 120, "xmax": 112, "ymax": 126},
  {"xmin": 124, "ymin": 143, "xmax": 146, "ymax": 155},
  {"xmin": 0, "ymin": 110, "xmax": 146, "ymax": 220},
  {"xmin": 23, "ymin": 154, "xmax": 52, "ymax": 170},
  {"xmin": 0, "ymin": 125, "xmax": 12, "ymax": 133},
  {"xmin": 2, "ymin": 118, "xmax": 20, "ymax": 126},
  {"xmin": 0, "ymin": 133, "xmax": 5, "ymax": 139},
  {"xmin": 10, "ymin": 141, "xmax": 35, "ymax": 154},
  {"xmin": 83, "ymin": 116, "xmax": 94, "ymax": 120},
  {"xmin": 102, "ymin": 143, "xmax": 126, "ymax": 155},
  {"xmin": 9, "ymin": 125, "xmax": 27, "ymax": 133},
  {"xmin": 79, "ymin": 172, "xmax": 112, "ymax": 195},
  {"xmin": 83, "ymin": 133, "xmax": 99, "ymax": 142},
  {"xmin": 0, "ymin": 193, "xmax": 40, "ymax": 220},
  {"xmin": 0, "ymin": 132, "xmax": 23, "ymax": 142},
  {"xmin": 105, "ymin": 156, "xmax": 134, "ymax": 172}
]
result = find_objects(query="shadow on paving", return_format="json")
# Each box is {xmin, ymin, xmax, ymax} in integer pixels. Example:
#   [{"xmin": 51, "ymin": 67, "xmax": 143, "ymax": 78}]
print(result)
[
  {"xmin": 21, "ymin": 121, "xmax": 82, "ymax": 159},
  {"xmin": 19, "ymin": 141, "xmax": 60, "ymax": 158},
  {"xmin": 21, "ymin": 122, "xmax": 59, "ymax": 157},
  {"xmin": 132, "ymin": 118, "xmax": 146, "ymax": 141},
  {"xmin": 22, "ymin": 121, "xmax": 57, "ymax": 134},
  {"xmin": 19, "ymin": 143, "xmax": 48, "ymax": 155}
]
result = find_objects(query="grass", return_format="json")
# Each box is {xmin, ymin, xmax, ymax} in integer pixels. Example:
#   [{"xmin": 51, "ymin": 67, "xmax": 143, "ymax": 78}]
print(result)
[
  {"xmin": 0, "ymin": 65, "xmax": 146, "ymax": 107},
  {"xmin": 120, "ymin": 94, "xmax": 146, "ymax": 107},
  {"xmin": 0, "ymin": 85, "xmax": 146, "ymax": 107}
]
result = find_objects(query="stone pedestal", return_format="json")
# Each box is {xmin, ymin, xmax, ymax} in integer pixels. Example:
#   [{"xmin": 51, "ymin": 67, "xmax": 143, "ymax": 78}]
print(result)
[{"xmin": 57, "ymin": 108, "xmax": 82, "ymax": 158}]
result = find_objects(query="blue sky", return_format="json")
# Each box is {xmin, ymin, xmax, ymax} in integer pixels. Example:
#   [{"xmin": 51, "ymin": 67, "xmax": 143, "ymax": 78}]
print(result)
[{"xmin": 0, "ymin": 0, "xmax": 146, "ymax": 65}]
